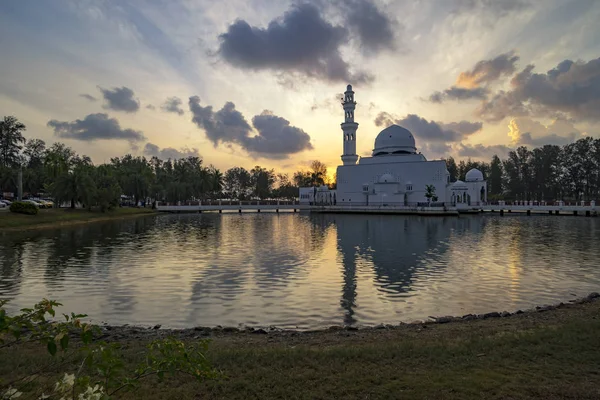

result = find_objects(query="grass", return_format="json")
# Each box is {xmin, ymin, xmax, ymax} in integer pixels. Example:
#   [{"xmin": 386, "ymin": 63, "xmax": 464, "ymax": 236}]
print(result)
[
  {"xmin": 0, "ymin": 207, "xmax": 156, "ymax": 230},
  {"xmin": 1, "ymin": 301, "xmax": 600, "ymax": 399}
]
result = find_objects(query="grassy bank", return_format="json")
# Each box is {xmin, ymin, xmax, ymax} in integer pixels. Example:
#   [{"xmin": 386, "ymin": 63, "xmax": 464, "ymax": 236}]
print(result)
[
  {"xmin": 2, "ymin": 300, "xmax": 600, "ymax": 399},
  {"xmin": 0, "ymin": 207, "xmax": 156, "ymax": 230}
]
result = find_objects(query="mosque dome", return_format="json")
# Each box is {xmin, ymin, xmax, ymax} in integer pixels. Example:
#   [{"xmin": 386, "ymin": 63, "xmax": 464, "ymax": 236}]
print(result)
[
  {"xmin": 465, "ymin": 168, "xmax": 484, "ymax": 182},
  {"xmin": 452, "ymin": 180, "xmax": 468, "ymax": 190},
  {"xmin": 372, "ymin": 125, "xmax": 417, "ymax": 156},
  {"xmin": 378, "ymin": 173, "xmax": 396, "ymax": 183}
]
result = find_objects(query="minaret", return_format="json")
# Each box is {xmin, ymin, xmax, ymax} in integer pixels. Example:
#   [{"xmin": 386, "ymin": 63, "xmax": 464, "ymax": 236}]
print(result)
[{"xmin": 341, "ymin": 84, "xmax": 359, "ymax": 166}]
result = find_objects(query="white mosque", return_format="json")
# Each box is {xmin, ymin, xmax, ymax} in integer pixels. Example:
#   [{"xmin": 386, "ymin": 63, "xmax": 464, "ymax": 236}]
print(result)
[{"xmin": 299, "ymin": 85, "xmax": 487, "ymax": 209}]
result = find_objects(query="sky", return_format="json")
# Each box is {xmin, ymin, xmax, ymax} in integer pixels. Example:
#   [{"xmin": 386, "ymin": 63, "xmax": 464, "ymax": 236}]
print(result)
[{"xmin": 1, "ymin": 0, "xmax": 599, "ymax": 176}]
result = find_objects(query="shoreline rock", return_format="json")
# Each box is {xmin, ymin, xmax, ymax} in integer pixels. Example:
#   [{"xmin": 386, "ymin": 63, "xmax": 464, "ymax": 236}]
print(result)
[{"xmin": 96, "ymin": 292, "xmax": 600, "ymax": 340}]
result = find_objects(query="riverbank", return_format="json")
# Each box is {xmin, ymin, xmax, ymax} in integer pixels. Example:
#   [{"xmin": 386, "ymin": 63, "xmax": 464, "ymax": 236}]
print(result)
[
  {"xmin": 2, "ymin": 294, "xmax": 600, "ymax": 399},
  {"xmin": 0, "ymin": 207, "xmax": 156, "ymax": 231}
]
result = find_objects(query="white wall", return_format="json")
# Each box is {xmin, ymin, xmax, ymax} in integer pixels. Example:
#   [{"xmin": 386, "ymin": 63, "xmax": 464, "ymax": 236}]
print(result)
[{"xmin": 336, "ymin": 158, "xmax": 450, "ymax": 204}]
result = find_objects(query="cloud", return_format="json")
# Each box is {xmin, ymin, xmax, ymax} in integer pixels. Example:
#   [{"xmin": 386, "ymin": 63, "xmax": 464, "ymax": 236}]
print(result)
[
  {"xmin": 475, "ymin": 90, "xmax": 529, "ymax": 122},
  {"xmin": 188, "ymin": 96, "xmax": 313, "ymax": 159},
  {"xmin": 429, "ymin": 86, "xmax": 489, "ymax": 103},
  {"xmin": 189, "ymin": 96, "xmax": 252, "ymax": 145},
  {"xmin": 420, "ymin": 142, "xmax": 453, "ymax": 159},
  {"xmin": 455, "ymin": 143, "xmax": 512, "ymax": 159},
  {"xmin": 146, "ymin": 104, "xmax": 156, "ymax": 110},
  {"xmin": 338, "ymin": 0, "xmax": 397, "ymax": 54},
  {"xmin": 456, "ymin": 51, "xmax": 520, "ymax": 88},
  {"xmin": 428, "ymin": 51, "xmax": 518, "ymax": 103},
  {"xmin": 217, "ymin": 3, "xmax": 372, "ymax": 83},
  {"xmin": 374, "ymin": 112, "xmax": 482, "ymax": 143},
  {"xmin": 79, "ymin": 93, "xmax": 97, "ymax": 102},
  {"xmin": 161, "ymin": 96, "xmax": 184, "ymax": 115},
  {"xmin": 441, "ymin": 120, "xmax": 483, "ymax": 135},
  {"xmin": 507, "ymin": 117, "xmax": 584, "ymax": 146},
  {"xmin": 98, "ymin": 86, "xmax": 140, "ymax": 113},
  {"xmin": 453, "ymin": 0, "xmax": 530, "ymax": 18},
  {"xmin": 247, "ymin": 111, "xmax": 313, "ymax": 158},
  {"xmin": 47, "ymin": 113, "xmax": 145, "ymax": 142},
  {"xmin": 477, "ymin": 57, "xmax": 600, "ymax": 122},
  {"xmin": 143, "ymin": 142, "xmax": 200, "ymax": 159}
]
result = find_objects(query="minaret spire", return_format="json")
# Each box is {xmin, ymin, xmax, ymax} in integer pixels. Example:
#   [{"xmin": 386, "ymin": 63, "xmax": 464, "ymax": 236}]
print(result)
[{"xmin": 341, "ymin": 84, "xmax": 359, "ymax": 166}]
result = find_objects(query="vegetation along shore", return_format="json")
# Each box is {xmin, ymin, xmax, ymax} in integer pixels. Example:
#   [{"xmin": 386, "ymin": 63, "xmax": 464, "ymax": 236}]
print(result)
[
  {"xmin": 2, "ymin": 293, "xmax": 599, "ymax": 399},
  {"xmin": 0, "ymin": 207, "xmax": 156, "ymax": 231}
]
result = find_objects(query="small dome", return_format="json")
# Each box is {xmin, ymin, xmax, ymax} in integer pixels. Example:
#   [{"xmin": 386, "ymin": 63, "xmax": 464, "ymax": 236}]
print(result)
[
  {"xmin": 452, "ymin": 180, "xmax": 468, "ymax": 190},
  {"xmin": 378, "ymin": 173, "xmax": 396, "ymax": 183},
  {"xmin": 346, "ymin": 84, "xmax": 352, "ymax": 91},
  {"xmin": 465, "ymin": 168, "xmax": 484, "ymax": 182},
  {"xmin": 373, "ymin": 125, "xmax": 417, "ymax": 156}
]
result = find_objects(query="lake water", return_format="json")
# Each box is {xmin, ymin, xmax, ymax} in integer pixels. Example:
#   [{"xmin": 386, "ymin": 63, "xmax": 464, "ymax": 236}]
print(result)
[{"xmin": 1, "ymin": 213, "xmax": 599, "ymax": 329}]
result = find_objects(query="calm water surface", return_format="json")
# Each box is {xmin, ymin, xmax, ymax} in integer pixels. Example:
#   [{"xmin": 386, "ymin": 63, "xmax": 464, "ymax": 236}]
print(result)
[{"xmin": 1, "ymin": 213, "xmax": 599, "ymax": 329}]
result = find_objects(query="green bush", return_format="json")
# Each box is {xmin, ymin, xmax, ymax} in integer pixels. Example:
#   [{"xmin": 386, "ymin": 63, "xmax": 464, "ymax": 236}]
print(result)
[{"xmin": 9, "ymin": 201, "xmax": 38, "ymax": 215}]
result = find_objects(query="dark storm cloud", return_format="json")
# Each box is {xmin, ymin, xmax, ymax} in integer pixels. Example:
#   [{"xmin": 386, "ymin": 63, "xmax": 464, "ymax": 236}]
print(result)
[
  {"xmin": 189, "ymin": 96, "xmax": 252, "ymax": 145},
  {"xmin": 79, "ymin": 93, "xmax": 97, "ymax": 102},
  {"xmin": 375, "ymin": 112, "xmax": 482, "ymax": 143},
  {"xmin": 477, "ymin": 57, "xmax": 600, "ymax": 122},
  {"xmin": 98, "ymin": 86, "xmax": 140, "ymax": 113},
  {"xmin": 456, "ymin": 143, "xmax": 512, "ymax": 158},
  {"xmin": 161, "ymin": 97, "xmax": 185, "ymax": 115},
  {"xmin": 188, "ymin": 96, "xmax": 313, "ymax": 159},
  {"xmin": 429, "ymin": 87, "xmax": 489, "ymax": 103},
  {"xmin": 143, "ymin": 142, "xmax": 200, "ymax": 159},
  {"xmin": 338, "ymin": 0, "xmax": 397, "ymax": 54},
  {"xmin": 247, "ymin": 111, "xmax": 313, "ymax": 158},
  {"xmin": 217, "ymin": 3, "xmax": 372, "ymax": 83},
  {"xmin": 47, "ymin": 113, "xmax": 146, "ymax": 142}
]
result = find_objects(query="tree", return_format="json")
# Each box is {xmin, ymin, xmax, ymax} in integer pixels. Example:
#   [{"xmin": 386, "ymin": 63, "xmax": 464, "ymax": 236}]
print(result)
[
  {"xmin": 44, "ymin": 143, "xmax": 76, "ymax": 182},
  {"xmin": 94, "ymin": 165, "xmax": 122, "ymax": 211},
  {"xmin": 111, "ymin": 155, "xmax": 153, "ymax": 205},
  {"xmin": 0, "ymin": 116, "xmax": 26, "ymax": 168},
  {"xmin": 273, "ymin": 173, "xmax": 298, "ymax": 200},
  {"xmin": 23, "ymin": 139, "xmax": 46, "ymax": 169},
  {"xmin": 445, "ymin": 157, "xmax": 458, "ymax": 182},
  {"xmin": 425, "ymin": 184, "xmax": 436, "ymax": 203},
  {"xmin": 209, "ymin": 166, "xmax": 224, "ymax": 198},
  {"xmin": 48, "ymin": 163, "xmax": 96, "ymax": 209},
  {"xmin": 250, "ymin": 165, "xmax": 275, "ymax": 199},
  {"xmin": 310, "ymin": 160, "xmax": 328, "ymax": 186},
  {"xmin": 224, "ymin": 167, "xmax": 252, "ymax": 200},
  {"xmin": 489, "ymin": 155, "xmax": 503, "ymax": 197}
]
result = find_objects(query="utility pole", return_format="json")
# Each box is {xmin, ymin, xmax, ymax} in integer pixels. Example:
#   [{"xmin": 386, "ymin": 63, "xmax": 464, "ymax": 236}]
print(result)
[{"xmin": 17, "ymin": 165, "xmax": 23, "ymax": 201}]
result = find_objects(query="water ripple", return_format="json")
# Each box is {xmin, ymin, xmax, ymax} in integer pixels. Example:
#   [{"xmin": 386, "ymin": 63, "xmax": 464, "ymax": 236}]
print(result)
[{"xmin": 1, "ymin": 213, "xmax": 599, "ymax": 329}]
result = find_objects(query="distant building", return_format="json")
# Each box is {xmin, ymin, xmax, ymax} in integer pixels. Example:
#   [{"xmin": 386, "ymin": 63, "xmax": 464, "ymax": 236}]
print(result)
[{"xmin": 299, "ymin": 85, "xmax": 487, "ymax": 207}]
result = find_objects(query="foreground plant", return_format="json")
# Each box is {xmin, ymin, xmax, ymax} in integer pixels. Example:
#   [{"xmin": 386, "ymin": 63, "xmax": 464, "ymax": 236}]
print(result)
[{"xmin": 0, "ymin": 299, "xmax": 219, "ymax": 399}]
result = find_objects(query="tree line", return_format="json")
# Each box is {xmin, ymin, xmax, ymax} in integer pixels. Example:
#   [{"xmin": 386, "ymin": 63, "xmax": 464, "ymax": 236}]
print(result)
[
  {"xmin": 445, "ymin": 138, "xmax": 600, "ymax": 201},
  {"xmin": 2, "ymin": 115, "xmax": 598, "ymax": 207},
  {"xmin": 0, "ymin": 116, "xmax": 333, "ymax": 209}
]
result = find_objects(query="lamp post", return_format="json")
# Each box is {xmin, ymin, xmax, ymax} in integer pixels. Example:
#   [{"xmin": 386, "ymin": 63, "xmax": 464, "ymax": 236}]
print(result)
[{"xmin": 17, "ymin": 164, "xmax": 23, "ymax": 201}]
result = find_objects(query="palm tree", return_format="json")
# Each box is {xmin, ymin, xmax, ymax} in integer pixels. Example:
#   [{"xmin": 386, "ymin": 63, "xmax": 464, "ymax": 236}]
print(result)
[{"xmin": 209, "ymin": 166, "xmax": 223, "ymax": 198}]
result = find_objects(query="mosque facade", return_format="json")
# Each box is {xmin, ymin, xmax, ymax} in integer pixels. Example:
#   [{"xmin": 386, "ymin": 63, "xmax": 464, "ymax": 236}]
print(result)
[{"xmin": 299, "ymin": 85, "xmax": 487, "ymax": 208}]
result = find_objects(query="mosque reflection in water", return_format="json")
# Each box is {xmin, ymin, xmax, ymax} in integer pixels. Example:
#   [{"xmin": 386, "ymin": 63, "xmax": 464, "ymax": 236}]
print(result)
[
  {"xmin": 310, "ymin": 214, "xmax": 483, "ymax": 325},
  {"xmin": 1, "ymin": 213, "xmax": 599, "ymax": 328}
]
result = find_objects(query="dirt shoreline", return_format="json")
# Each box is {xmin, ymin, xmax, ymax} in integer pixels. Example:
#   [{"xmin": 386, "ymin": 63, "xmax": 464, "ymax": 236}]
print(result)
[
  {"xmin": 96, "ymin": 292, "xmax": 600, "ymax": 344},
  {"xmin": 0, "ymin": 209, "xmax": 157, "ymax": 232}
]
